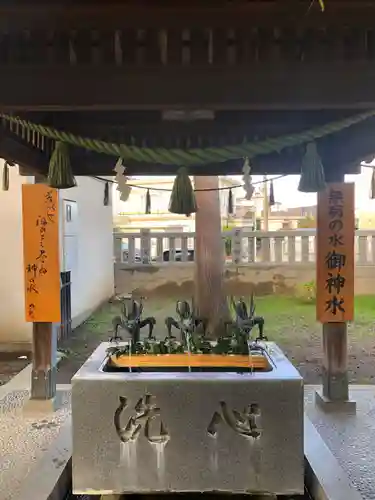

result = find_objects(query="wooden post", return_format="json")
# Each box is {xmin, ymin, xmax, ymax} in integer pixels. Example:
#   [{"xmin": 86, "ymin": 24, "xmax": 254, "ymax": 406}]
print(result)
[
  {"xmin": 22, "ymin": 181, "xmax": 61, "ymax": 410},
  {"xmin": 321, "ymin": 322, "xmax": 348, "ymax": 401},
  {"xmin": 194, "ymin": 175, "xmax": 228, "ymax": 337},
  {"xmin": 315, "ymin": 170, "xmax": 356, "ymax": 412},
  {"xmin": 31, "ymin": 322, "xmax": 58, "ymax": 401}
]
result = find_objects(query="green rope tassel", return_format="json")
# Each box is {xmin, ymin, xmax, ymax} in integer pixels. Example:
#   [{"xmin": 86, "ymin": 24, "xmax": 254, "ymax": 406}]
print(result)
[
  {"xmin": 298, "ymin": 142, "xmax": 326, "ymax": 193},
  {"xmin": 370, "ymin": 168, "xmax": 375, "ymax": 199},
  {"xmin": 269, "ymin": 179, "xmax": 275, "ymax": 206},
  {"xmin": 48, "ymin": 141, "xmax": 76, "ymax": 189},
  {"xmin": 169, "ymin": 167, "xmax": 197, "ymax": 217},
  {"xmin": 228, "ymin": 188, "xmax": 234, "ymax": 216},
  {"xmin": 2, "ymin": 161, "xmax": 9, "ymax": 191},
  {"xmin": 104, "ymin": 181, "xmax": 109, "ymax": 206},
  {"xmin": 145, "ymin": 189, "xmax": 151, "ymax": 214}
]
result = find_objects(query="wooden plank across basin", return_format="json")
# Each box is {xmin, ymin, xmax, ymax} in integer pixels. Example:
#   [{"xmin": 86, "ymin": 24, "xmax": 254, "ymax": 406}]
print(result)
[{"xmin": 108, "ymin": 353, "xmax": 270, "ymax": 369}]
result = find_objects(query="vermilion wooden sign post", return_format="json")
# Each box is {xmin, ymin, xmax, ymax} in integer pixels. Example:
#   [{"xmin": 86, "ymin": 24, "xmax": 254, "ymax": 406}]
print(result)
[{"xmin": 316, "ymin": 183, "xmax": 355, "ymax": 323}]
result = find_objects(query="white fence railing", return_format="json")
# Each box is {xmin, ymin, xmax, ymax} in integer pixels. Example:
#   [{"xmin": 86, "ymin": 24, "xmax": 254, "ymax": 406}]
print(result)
[{"xmin": 113, "ymin": 229, "xmax": 375, "ymax": 267}]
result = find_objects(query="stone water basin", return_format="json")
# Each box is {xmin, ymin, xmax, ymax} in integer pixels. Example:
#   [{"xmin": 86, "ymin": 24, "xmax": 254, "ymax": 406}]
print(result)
[{"xmin": 72, "ymin": 342, "xmax": 304, "ymax": 496}]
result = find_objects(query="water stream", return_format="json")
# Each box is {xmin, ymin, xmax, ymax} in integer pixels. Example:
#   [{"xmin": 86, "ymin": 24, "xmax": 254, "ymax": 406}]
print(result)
[
  {"xmin": 128, "ymin": 339, "xmax": 132, "ymax": 373},
  {"xmin": 247, "ymin": 339, "xmax": 254, "ymax": 374},
  {"xmin": 185, "ymin": 331, "xmax": 192, "ymax": 373}
]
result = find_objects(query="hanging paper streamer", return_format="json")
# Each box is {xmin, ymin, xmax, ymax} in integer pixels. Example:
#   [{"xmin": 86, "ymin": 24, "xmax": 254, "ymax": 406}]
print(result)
[
  {"xmin": 145, "ymin": 189, "xmax": 151, "ymax": 214},
  {"xmin": 298, "ymin": 142, "xmax": 326, "ymax": 193},
  {"xmin": 242, "ymin": 157, "xmax": 254, "ymax": 200},
  {"xmin": 48, "ymin": 141, "xmax": 76, "ymax": 189},
  {"xmin": 169, "ymin": 167, "xmax": 197, "ymax": 217},
  {"xmin": 114, "ymin": 157, "xmax": 132, "ymax": 202},
  {"xmin": 269, "ymin": 179, "xmax": 275, "ymax": 206},
  {"xmin": 228, "ymin": 188, "xmax": 234, "ymax": 216},
  {"xmin": 370, "ymin": 168, "xmax": 375, "ymax": 199}
]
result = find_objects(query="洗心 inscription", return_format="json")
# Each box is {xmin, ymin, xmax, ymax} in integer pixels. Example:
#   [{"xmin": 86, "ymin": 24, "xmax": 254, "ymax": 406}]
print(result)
[
  {"xmin": 207, "ymin": 401, "xmax": 261, "ymax": 439},
  {"xmin": 114, "ymin": 394, "xmax": 170, "ymax": 445}
]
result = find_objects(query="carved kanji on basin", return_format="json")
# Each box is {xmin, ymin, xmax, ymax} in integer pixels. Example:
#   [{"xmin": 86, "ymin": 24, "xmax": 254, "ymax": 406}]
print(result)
[
  {"xmin": 114, "ymin": 394, "xmax": 170, "ymax": 445},
  {"xmin": 207, "ymin": 401, "xmax": 261, "ymax": 439}
]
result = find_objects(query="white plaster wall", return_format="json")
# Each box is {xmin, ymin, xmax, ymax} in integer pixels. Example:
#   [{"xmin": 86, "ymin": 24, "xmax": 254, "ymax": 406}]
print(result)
[
  {"xmin": 0, "ymin": 170, "xmax": 114, "ymax": 349},
  {"xmin": 60, "ymin": 176, "xmax": 114, "ymax": 327},
  {"xmin": 0, "ymin": 165, "xmax": 33, "ymax": 347}
]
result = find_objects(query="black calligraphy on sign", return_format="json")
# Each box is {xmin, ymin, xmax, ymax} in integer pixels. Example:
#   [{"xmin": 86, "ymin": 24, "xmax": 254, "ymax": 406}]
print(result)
[
  {"xmin": 325, "ymin": 250, "xmax": 346, "ymax": 271},
  {"xmin": 324, "ymin": 188, "xmax": 346, "ymax": 316},
  {"xmin": 26, "ymin": 278, "xmax": 39, "ymax": 294},
  {"xmin": 25, "ymin": 190, "xmax": 56, "ymax": 317},
  {"xmin": 28, "ymin": 303, "xmax": 36, "ymax": 319},
  {"xmin": 325, "ymin": 273, "xmax": 346, "ymax": 294},
  {"xmin": 325, "ymin": 296, "xmax": 345, "ymax": 315}
]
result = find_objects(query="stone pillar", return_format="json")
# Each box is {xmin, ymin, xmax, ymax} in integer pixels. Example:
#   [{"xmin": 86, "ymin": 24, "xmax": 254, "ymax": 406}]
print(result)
[{"xmin": 140, "ymin": 228, "xmax": 151, "ymax": 264}]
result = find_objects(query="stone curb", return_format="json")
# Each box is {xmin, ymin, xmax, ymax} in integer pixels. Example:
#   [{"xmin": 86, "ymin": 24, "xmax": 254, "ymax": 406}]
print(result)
[{"xmin": 304, "ymin": 416, "xmax": 364, "ymax": 500}]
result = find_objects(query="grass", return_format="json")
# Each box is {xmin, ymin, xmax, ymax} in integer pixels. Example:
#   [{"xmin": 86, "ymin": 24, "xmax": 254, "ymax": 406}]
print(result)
[
  {"xmin": 253, "ymin": 294, "xmax": 375, "ymax": 343},
  {"xmin": 57, "ymin": 294, "xmax": 375, "ymax": 385},
  {"xmin": 78, "ymin": 294, "xmax": 375, "ymax": 347}
]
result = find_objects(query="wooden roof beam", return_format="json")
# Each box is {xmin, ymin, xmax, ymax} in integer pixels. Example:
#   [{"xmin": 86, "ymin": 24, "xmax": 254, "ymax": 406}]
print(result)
[
  {"xmin": 0, "ymin": 2, "xmax": 374, "ymax": 31},
  {"xmin": 0, "ymin": 135, "xmax": 48, "ymax": 174},
  {"xmin": 1, "ymin": 65, "xmax": 375, "ymax": 111}
]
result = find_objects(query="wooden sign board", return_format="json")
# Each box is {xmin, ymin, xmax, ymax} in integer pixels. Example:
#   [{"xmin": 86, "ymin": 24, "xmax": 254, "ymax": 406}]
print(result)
[
  {"xmin": 316, "ymin": 183, "xmax": 355, "ymax": 323},
  {"xmin": 22, "ymin": 185, "xmax": 61, "ymax": 323}
]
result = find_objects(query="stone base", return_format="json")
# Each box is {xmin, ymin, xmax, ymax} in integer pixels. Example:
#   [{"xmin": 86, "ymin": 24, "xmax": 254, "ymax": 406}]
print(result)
[
  {"xmin": 315, "ymin": 390, "xmax": 356, "ymax": 414},
  {"xmin": 23, "ymin": 397, "xmax": 58, "ymax": 415}
]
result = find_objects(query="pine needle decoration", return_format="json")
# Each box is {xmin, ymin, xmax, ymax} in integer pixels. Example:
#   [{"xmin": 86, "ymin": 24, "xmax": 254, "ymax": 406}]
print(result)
[
  {"xmin": 228, "ymin": 188, "xmax": 234, "ymax": 216},
  {"xmin": 298, "ymin": 142, "xmax": 326, "ymax": 193},
  {"xmin": 2, "ymin": 161, "xmax": 9, "ymax": 191},
  {"xmin": 169, "ymin": 167, "xmax": 197, "ymax": 217},
  {"xmin": 48, "ymin": 141, "xmax": 76, "ymax": 189},
  {"xmin": 104, "ymin": 181, "xmax": 109, "ymax": 206},
  {"xmin": 145, "ymin": 189, "xmax": 151, "ymax": 214},
  {"xmin": 269, "ymin": 179, "xmax": 275, "ymax": 206},
  {"xmin": 370, "ymin": 168, "xmax": 375, "ymax": 199}
]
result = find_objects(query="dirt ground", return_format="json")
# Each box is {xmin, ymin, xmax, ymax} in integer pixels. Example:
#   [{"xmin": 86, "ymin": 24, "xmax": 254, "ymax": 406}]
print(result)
[
  {"xmin": 0, "ymin": 352, "xmax": 30, "ymax": 386},
  {"xmin": 55, "ymin": 295, "xmax": 375, "ymax": 385}
]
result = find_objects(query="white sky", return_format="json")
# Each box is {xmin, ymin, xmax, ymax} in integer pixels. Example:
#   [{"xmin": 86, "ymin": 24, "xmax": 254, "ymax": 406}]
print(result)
[
  {"xmin": 239, "ymin": 164, "xmax": 375, "ymax": 211},
  {"xmin": 132, "ymin": 164, "xmax": 375, "ymax": 211}
]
